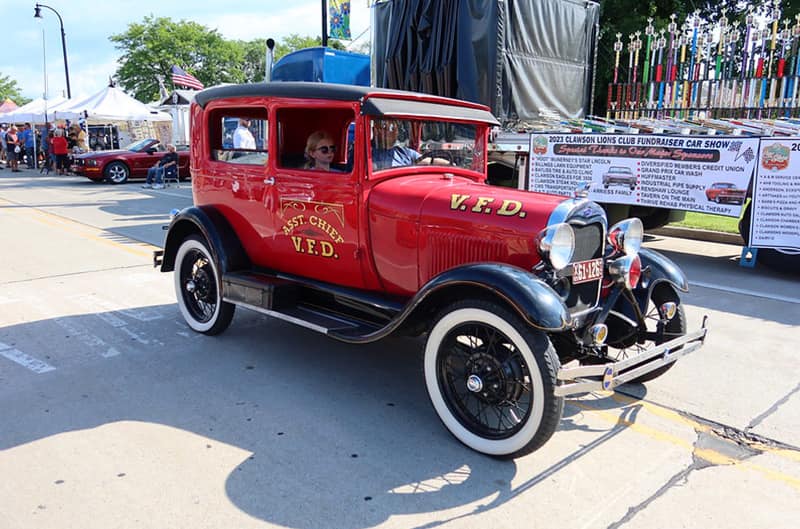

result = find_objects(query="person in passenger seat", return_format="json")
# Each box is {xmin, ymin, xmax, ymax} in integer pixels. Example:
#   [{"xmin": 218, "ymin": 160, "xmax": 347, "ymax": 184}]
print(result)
[{"xmin": 304, "ymin": 131, "xmax": 339, "ymax": 171}]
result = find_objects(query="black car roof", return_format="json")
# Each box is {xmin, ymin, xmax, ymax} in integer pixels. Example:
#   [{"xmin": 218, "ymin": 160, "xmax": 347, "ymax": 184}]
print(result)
[{"xmin": 194, "ymin": 82, "xmax": 499, "ymax": 125}]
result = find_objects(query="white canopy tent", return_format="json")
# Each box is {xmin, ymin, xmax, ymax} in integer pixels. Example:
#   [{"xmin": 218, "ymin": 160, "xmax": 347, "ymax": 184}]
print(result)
[
  {"xmin": 48, "ymin": 86, "xmax": 172, "ymax": 122},
  {"xmin": 0, "ymin": 96, "xmax": 67, "ymax": 123}
]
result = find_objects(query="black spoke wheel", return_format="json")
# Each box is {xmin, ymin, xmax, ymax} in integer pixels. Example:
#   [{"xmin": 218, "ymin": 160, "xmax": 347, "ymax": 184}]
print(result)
[
  {"xmin": 174, "ymin": 235, "xmax": 235, "ymax": 335},
  {"xmin": 424, "ymin": 300, "xmax": 563, "ymax": 458}
]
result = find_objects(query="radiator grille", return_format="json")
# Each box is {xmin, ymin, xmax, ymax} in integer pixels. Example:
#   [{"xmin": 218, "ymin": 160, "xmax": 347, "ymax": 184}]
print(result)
[{"xmin": 566, "ymin": 222, "xmax": 604, "ymax": 314}]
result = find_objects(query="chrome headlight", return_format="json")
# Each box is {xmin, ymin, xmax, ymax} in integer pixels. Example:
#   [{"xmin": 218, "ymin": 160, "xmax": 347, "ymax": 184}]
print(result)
[
  {"xmin": 608, "ymin": 218, "xmax": 644, "ymax": 255},
  {"xmin": 537, "ymin": 223, "xmax": 575, "ymax": 271}
]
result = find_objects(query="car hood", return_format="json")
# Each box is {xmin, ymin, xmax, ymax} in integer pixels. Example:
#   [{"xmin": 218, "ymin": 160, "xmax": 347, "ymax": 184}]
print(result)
[
  {"xmin": 76, "ymin": 150, "xmax": 130, "ymax": 160},
  {"xmin": 368, "ymin": 173, "xmax": 567, "ymax": 237}
]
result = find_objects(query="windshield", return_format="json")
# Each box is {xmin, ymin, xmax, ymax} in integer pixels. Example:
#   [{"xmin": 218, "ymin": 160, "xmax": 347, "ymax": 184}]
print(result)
[
  {"xmin": 125, "ymin": 139, "xmax": 158, "ymax": 152},
  {"xmin": 370, "ymin": 117, "xmax": 484, "ymax": 173}
]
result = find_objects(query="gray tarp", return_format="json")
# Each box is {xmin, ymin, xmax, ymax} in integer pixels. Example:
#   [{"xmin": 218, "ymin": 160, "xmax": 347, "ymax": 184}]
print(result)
[{"xmin": 371, "ymin": 0, "xmax": 599, "ymax": 121}]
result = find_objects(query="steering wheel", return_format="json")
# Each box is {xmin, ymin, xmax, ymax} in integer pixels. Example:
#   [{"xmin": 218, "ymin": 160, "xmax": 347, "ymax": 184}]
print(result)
[{"xmin": 416, "ymin": 149, "xmax": 456, "ymax": 166}]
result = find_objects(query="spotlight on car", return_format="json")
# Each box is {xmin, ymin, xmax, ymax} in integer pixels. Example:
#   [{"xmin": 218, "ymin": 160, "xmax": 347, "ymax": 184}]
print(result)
[{"xmin": 660, "ymin": 302, "xmax": 677, "ymax": 320}]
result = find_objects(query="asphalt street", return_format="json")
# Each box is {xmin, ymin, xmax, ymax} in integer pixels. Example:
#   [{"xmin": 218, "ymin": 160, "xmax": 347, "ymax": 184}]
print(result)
[{"xmin": 0, "ymin": 168, "xmax": 798, "ymax": 529}]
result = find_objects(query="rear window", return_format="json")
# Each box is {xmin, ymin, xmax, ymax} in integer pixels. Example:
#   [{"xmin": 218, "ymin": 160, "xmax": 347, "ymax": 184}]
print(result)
[
  {"xmin": 275, "ymin": 106, "xmax": 356, "ymax": 173},
  {"xmin": 207, "ymin": 107, "xmax": 269, "ymax": 166}
]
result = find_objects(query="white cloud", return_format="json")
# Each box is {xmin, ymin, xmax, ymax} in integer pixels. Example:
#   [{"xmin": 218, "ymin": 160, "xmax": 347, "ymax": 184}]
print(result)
[{"xmin": 7, "ymin": 1, "xmax": 373, "ymax": 101}]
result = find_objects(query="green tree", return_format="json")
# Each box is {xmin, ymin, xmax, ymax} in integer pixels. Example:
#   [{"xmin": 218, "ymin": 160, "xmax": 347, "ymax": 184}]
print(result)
[
  {"xmin": 110, "ymin": 16, "xmax": 244, "ymax": 102},
  {"xmin": 273, "ymin": 34, "xmax": 345, "ymax": 61},
  {"xmin": 238, "ymin": 39, "xmax": 268, "ymax": 83},
  {"xmin": 0, "ymin": 73, "xmax": 31, "ymax": 106}
]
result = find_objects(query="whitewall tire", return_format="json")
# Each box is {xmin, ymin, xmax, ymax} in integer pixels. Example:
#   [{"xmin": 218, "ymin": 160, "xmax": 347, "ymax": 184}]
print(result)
[{"xmin": 424, "ymin": 300, "xmax": 563, "ymax": 458}]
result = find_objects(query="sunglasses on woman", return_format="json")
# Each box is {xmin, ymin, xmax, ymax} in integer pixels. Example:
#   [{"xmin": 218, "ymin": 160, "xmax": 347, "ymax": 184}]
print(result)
[{"xmin": 315, "ymin": 145, "xmax": 336, "ymax": 154}]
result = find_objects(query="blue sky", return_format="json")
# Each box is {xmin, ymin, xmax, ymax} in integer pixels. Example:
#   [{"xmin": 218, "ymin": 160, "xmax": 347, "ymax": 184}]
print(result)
[{"xmin": 2, "ymin": 1, "xmax": 370, "ymax": 102}]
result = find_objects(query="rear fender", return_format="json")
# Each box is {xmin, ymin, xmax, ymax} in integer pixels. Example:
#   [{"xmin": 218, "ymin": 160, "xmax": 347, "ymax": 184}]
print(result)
[{"xmin": 159, "ymin": 206, "xmax": 250, "ymax": 274}]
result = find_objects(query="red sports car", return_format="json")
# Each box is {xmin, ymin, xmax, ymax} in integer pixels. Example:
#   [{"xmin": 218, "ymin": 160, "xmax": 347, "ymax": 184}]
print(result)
[
  {"xmin": 705, "ymin": 182, "xmax": 746, "ymax": 205},
  {"xmin": 71, "ymin": 139, "xmax": 190, "ymax": 184}
]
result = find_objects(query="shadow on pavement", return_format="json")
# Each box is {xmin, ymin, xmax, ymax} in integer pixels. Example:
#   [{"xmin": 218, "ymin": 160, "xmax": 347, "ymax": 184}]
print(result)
[{"xmin": 0, "ymin": 304, "xmax": 647, "ymax": 529}]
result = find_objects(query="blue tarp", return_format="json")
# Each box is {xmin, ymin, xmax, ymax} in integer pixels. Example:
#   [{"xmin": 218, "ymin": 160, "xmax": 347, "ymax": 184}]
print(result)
[{"xmin": 271, "ymin": 47, "xmax": 370, "ymax": 86}]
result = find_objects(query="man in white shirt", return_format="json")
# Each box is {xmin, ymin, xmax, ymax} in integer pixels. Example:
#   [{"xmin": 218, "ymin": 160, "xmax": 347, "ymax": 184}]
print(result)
[{"xmin": 233, "ymin": 118, "xmax": 256, "ymax": 149}]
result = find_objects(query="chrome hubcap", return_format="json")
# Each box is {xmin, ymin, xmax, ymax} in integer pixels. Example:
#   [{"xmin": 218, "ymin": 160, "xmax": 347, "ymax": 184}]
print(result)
[{"xmin": 466, "ymin": 374, "xmax": 483, "ymax": 393}]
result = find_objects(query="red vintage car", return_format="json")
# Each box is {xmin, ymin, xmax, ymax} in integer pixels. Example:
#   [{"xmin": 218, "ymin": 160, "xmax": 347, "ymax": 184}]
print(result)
[
  {"xmin": 705, "ymin": 182, "xmax": 746, "ymax": 205},
  {"xmin": 71, "ymin": 139, "xmax": 190, "ymax": 184},
  {"xmin": 154, "ymin": 82, "xmax": 707, "ymax": 458}
]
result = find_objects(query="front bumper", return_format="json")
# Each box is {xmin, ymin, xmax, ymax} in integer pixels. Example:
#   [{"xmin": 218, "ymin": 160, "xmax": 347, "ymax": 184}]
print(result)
[{"xmin": 554, "ymin": 316, "xmax": 708, "ymax": 397}]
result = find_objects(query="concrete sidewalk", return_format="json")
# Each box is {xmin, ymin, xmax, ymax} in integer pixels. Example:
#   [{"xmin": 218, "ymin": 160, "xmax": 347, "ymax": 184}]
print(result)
[{"xmin": 652, "ymin": 225, "xmax": 744, "ymax": 246}]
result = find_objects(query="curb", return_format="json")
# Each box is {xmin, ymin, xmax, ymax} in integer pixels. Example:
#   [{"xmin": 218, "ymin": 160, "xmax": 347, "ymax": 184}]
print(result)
[{"xmin": 650, "ymin": 226, "xmax": 744, "ymax": 246}]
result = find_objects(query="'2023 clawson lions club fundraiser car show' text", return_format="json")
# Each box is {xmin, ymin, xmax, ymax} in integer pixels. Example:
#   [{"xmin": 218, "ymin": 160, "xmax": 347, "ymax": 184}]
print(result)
[{"xmin": 153, "ymin": 82, "xmax": 708, "ymax": 458}]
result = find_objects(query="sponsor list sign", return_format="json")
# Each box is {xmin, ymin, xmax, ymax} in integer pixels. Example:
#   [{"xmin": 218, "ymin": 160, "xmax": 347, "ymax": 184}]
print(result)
[
  {"xmin": 528, "ymin": 134, "xmax": 758, "ymax": 217},
  {"xmin": 751, "ymin": 139, "xmax": 800, "ymax": 250}
]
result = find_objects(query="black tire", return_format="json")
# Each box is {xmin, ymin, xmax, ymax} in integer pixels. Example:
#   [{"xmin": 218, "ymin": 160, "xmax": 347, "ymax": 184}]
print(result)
[
  {"xmin": 424, "ymin": 300, "xmax": 563, "ymax": 458},
  {"xmin": 607, "ymin": 285, "xmax": 686, "ymax": 383},
  {"xmin": 174, "ymin": 235, "xmax": 235, "ymax": 335},
  {"xmin": 104, "ymin": 161, "xmax": 129, "ymax": 184},
  {"xmin": 635, "ymin": 207, "xmax": 671, "ymax": 230}
]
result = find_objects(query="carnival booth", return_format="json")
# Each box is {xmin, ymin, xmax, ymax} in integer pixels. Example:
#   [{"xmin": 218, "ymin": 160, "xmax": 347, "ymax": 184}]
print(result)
[
  {"xmin": 48, "ymin": 85, "xmax": 173, "ymax": 149},
  {"xmin": 0, "ymin": 96, "xmax": 67, "ymax": 123},
  {"xmin": 0, "ymin": 98, "xmax": 19, "ymax": 114}
]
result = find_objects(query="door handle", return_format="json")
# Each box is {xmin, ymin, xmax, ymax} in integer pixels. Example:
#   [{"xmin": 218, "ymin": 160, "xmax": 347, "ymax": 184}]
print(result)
[{"xmin": 263, "ymin": 177, "xmax": 275, "ymax": 185}]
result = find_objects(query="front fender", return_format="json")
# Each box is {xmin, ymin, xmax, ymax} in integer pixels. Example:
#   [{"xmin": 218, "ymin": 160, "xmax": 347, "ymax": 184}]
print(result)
[
  {"xmin": 640, "ymin": 246, "xmax": 688, "ymax": 294},
  {"xmin": 418, "ymin": 263, "xmax": 572, "ymax": 331},
  {"xmin": 329, "ymin": 262, "xmax": 571, "ymax": 344},
  {"xmin": 614, "ymin": 247, "xmax": 688, "ymax": 319},
  {"xmin": 159, "ymin": 206, "xmax": 250, "ymax": 274}
]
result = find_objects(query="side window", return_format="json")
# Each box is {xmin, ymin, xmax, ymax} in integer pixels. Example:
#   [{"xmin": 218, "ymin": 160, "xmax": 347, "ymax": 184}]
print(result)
[
  {"xmin": 208, "ymin": 108, "xmax": 269, "ymax": 166},
  {"xmin": 275, "ymin": 107, "xmax": 355, "ymax": 174}
]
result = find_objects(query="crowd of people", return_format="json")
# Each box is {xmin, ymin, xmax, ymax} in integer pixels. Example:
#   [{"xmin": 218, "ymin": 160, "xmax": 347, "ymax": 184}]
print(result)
[{"xmin": 0, "ymin": 122, "xmax": 90, "ymax": 173}]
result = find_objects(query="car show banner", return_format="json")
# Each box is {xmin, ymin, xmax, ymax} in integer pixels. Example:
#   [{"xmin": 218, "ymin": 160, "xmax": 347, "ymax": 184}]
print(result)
[
  {"xmin": 528, "ymin": 134, "xmax": 758, "ymax": 217},
  {"xmin": 751, "ymin": 138, "xmax": 800, "ymax": 250}
]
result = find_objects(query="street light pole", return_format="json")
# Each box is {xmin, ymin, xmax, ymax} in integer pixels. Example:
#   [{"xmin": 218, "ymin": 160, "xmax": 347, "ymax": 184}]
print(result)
[{"xmin": 34, "ymin": 3, "xmax": 71, "ymax": 99}]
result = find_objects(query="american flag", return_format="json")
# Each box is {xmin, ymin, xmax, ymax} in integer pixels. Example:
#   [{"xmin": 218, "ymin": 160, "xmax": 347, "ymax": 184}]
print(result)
[{"xmin": 170, "ymin": 65, "xmax": 204, "ymax": 90}]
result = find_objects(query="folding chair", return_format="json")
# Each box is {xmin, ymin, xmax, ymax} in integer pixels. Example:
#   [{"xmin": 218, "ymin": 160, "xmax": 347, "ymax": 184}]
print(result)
[{"xmin": 163, "ymin": 165, "xmax": 180, "ymax": 188}]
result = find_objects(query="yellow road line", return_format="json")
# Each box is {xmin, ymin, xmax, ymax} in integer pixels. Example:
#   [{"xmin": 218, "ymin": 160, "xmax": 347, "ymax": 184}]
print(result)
[
  {"xmin": 609, "ymin": 392, "xmax": 800, "ymax": 462},
  {"xmin": 574, "ymin": 399, "xmax": 800, "ymax": 491}
]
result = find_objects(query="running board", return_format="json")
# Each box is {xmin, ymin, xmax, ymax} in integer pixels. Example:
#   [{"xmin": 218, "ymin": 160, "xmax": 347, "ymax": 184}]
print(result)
[{"xmin": 222, "ymin": 272, "xmax": 385, "ymax": 338}]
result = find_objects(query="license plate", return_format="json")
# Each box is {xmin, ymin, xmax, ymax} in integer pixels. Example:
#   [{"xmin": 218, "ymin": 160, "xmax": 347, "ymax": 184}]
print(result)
[{"xmin": 571, "ymin": 258, "xmax": 603, "ymax": 284}]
